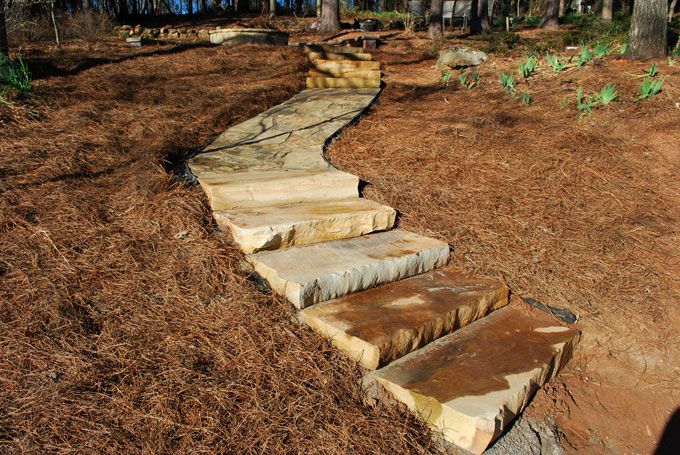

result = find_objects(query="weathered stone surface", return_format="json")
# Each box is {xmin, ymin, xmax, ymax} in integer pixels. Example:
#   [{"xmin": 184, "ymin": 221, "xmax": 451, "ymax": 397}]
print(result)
[
  {"xmin": 312, "ymin": 59, "xmax": 381, "ymax": 71},
  {"xmin": 189, "ymin": 89, "xmax": 380, "ymax": 177},
  {"xmin": 436, "ymin": 46, "xmax": 488, "ymax": 70},
  {"xmin": 196, "ymin": 169, "xmax": 359, "ymax": 211},
  {"xmin": 214, "ymin": 198, "xmax": 396, "ymax": 253},
  {"xmin": 299, "ymin": 269, "xmax": 509, "ymax": 369},
  {"xmin": 248, "ymin": 230, "xmax": 450, "ymax": 308},
  {"xmin": 307, "ymin": 51, "xmax": 373, "ymax": 61},
  {"xmin": 309, "ymin": 69, "xmax": 381, "ymax": 79},
  {"xmin": 209, "ymin": 28, "xmax": 289, "ymax": 46},
  {"xmin": 304, "ymin": 44, "xmax": 364, "ymax": 54},
  {"xmin": 306, "ymin": 77, "xmax": 381, "ymax": 89},
  {"xmin": 364, "ymin": 304, "xmax": 580, "ymax": 454}
]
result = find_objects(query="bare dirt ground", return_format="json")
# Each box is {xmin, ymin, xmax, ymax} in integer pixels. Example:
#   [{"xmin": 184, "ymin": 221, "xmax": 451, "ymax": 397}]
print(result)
[
  {"xmin": 1, "ymin": 25, "xmax": 679, "ymax": 454},
  {"xmin": 327, "ymin": 34, "xmax": 680, "ymax": 454}
]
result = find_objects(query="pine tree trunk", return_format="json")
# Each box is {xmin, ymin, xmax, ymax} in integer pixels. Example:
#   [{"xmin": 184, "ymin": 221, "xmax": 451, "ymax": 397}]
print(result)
[
  {"xmin": 602, "ymin": 0, "xmax": 613, "ymax": 20},
  {"xmin": 319, "ymin": 0, "xmax": 340, "ymax": 33},
  {"xmin": 627, "ymin": 0, "xmax": 667, "ymax": 59},
  {"xmin": 559, "ymin": 0, "xmax": 567, "ymax": 16},
  {"xmin": 669, "ymin": 0, "xmax": 678, "ymax": 22},
  {"xmin": 470, "ymin": 0, "xmax": 491, "ymax": 34},
  {"xmin": 540, "ymin": 0, "xmax": 559, "ymax": 28},
  {"xmin": 428, "ymin": 0, "xmax": 443, "ymax": 39},
  {"xmin": 269, "ymin": 0, "xmax": 276, "ymax": 15},
  {"xmin": 0, "ymin": 0, "xmax": 8, "ymax": 54}
]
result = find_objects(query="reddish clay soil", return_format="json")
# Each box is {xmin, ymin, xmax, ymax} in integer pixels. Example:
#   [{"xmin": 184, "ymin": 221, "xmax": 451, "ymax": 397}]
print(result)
[
  {"xmin": 1, "ymin": 29, "xmax": 679, "ymax": 454},
  {"xmin": 327, "ymin": 34, "xmax": 680, "ymax": 454}
]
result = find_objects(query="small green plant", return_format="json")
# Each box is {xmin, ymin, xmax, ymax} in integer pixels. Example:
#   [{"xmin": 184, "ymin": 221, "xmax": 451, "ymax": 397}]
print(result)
[
  {"xmin": 499, "ymin": 72, "xmax": 516, "ymax": 93},
  {"xmin": 0, "ymin": 53, "xmax": 33, "ymax": 94},
  {"xmin": 577, "ymin": 44, "xmax": 593, "ymax": 67},
  {"xmin": 645, "ymin": 63, "xmax": 658, "ymax": 77},
  {"xmin": 440, "ymin": 70, "xmax": 454, "ymax": 86},
  {"xmin": 559, "ymin": 97, "xmax": 570, "ymax": 108},
  {"xmin": 517, "ymin": 91, "xmax": 532, "ymax": 104},
  {"xmin": 668, "ymin": 57, "xmax": 677, "ymax": 66},
  {"xmin": 576, "ymin": 87, "xmax": 598, "ymax": 117},
  {"xmin": 593, "ymin": 41, "xmax": 611, "ymax": 58},
  {"xmin": 545, "ymin": 54, "xmax": 566, "ymax": 72},
  {"xmin": 619, "ymin": 42, "xmax": 628, "ymax": 55},
  {"xmin": 517, "ymin": 54, "xmax": 538, "ymax": 79},
  {"xmin": 459, "ymin": 69, "xmax": 480, "ymax": 89},
  {"xmin": 637, "ymin": 76, "xmax": 664, "ymax": 101},
  {"xmin": 597, "ymin": 83, "xmax": 619, "ymax": 105}
]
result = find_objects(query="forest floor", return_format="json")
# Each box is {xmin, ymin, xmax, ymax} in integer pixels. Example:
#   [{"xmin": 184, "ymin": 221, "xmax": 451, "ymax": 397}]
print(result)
[{"xmin": 1, "ymin": 22, "xmax": 679, "ymax": 454}]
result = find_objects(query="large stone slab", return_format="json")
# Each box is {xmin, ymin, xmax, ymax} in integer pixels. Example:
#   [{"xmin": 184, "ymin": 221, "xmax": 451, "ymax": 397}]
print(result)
[
  {"xmin": 364, "ymin": 304, "xmax": 580, "ymax": 454},
  {"xmin": 209, "ymin": 28, "xmax": 289, "ymax": 46},
  {"xmin": 303, "ymin": 44, "xmax": 364, "ymax": 54},
  {"xmin": 309, "ymin": 69, "xmax": 381, "ymax": 79},
  {"xmin": 312, "ymin": 59, "xmax": 381, "ymax": 71},
  {"xmin": 196, "ymin": 169, "xmax": 359, "ymax": 211},
  {"xmin": 214, "ymin": 198, "xmax": 396, "ymax": 253},
  {"xmin": 248, "ymin": 229, "xmax": 450, "ymax": 309},
  {"xmin": 299, "ymin": 269, "xmax": 509, "ymax": 369},
  {"xmin": 307, "ymin": 51, "xmax": 373, "ymax": 61},
  {"xmin": 306, "ymin": 77, "xmax": 381, "ymax": 89}
]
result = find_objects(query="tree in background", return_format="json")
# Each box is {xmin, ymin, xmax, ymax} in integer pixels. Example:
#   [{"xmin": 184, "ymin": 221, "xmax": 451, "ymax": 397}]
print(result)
[
  {"xmin": 320, "ymin": 0, "xmax": 340, "ymax": 33},
  {"xmin": 429, "ymin": 0, "xmax": 443, "ymax": 39},
  {"xmin": 627, "ymin": 0, "xmax": 667, "ymax": 59},
  {"xmin": 470, "ymin": 0, "xmax": 491, "ymax": 34},
  {"xmin": 540, "ymin": 0, "xmax": 560, "ymax": 28},
  {"xmin": 0, "ymin": 0, "xmax": 7, "ymax": 54}
]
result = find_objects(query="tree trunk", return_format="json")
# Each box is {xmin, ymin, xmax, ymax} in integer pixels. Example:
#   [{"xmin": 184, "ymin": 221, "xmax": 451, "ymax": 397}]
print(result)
[
  {"xmin": 669, "ymin": 0, "xmax": 678, "ymax": 22},
  {"xmin": 626, "ymin": 0, "xmax": 667, "ymax": 59},
  {"xmin": 269, "ymin": 0, "xmax": 276, "ymax": 15},
  {"xmin": 559, "ymin": 0, "xmax": 567, "ymax": 16},
  {"xmin": 602, "ymin": 0, "xmax": 613, "ymax": 20},
  {"xmin": 0, "ymin": 0, "xmax": 8, "ymax": 54},
  {"xmin": 470, "ymin": 0, "xmax": 491, "ymax": 34},
  {"xmin": 319, "ymin": 0, "xmax": 340, "ymax": 33},
  {"xmin": 540, "ymin": 0, "xmax": 559, "ymax": 28},
  {"xmin": 428, "ymin": 0, "xmax": 443, "ymax": 39},
  {"xmin": 316, "ymin": 0, "xmax": 321, "ymax": 16}
]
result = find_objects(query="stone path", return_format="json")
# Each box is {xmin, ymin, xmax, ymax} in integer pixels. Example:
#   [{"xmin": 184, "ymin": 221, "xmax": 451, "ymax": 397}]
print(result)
[{"xmin": 187, "ymin": 45, "xmax": 579, "ymax": 454}]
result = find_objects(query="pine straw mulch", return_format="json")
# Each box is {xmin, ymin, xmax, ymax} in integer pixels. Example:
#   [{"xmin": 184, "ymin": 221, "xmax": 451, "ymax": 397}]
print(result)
[
  {"xmin": 0, "ymin": 42, "xmax": 442, "ymax": 453},
  {"xmin": 327, "ymin": 36, "xmax": 680, "ymax": 454}
]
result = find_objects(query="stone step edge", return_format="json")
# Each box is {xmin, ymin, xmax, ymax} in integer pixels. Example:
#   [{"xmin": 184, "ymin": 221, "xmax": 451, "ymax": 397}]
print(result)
[
  {"xmin": 306, "ymin": 77, "xmax": 381, "ymax": 89},
  {"xmin": 299, "ymin": 270, "xmax": 510, "ymax": 370},
  {"xmin": 308, "ymin": 51, "xmax": 373, "ymax": 61},
  {"xmin": 311, "ymin": 59, "xmax": 381, "ymax": 70},
  {"xmin": 213, "ymin": 198, "xmax": 397, "ymax": 253}
]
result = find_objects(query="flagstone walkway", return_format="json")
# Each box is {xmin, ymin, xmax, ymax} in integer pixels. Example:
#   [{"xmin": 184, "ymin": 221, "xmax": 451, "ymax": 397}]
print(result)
[{"xmin": 186, "ymin": 45, "xmax": 579, "ymax": 454}]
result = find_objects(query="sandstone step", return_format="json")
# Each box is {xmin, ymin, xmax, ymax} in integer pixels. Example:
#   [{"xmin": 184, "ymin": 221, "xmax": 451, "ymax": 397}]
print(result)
[
  {"xmin": 309, "ymin": 69, "xmax": 381, "ymax": 79},
  {"xmin": 364, "ymin": 304, "xmax": 580, "ymax": 454},
  {"xmin": 299, "ymin": 269, "xmax": 509, "ymax": 369},
  {"xmin": 306, "ymin": 77, "xmax": 381, "ymax": 89},
  {"xmin": 197, "ymin": 168, "xmax": 359, "ymax": 211},
  {"xmin": 214, "ymin": 198, "xmax": 396, "ymax": 253},
  {"xmin": 304, "ymin": 44, "xmax": 363, "ymax": 54},
  {"xmin": 248, "ymin": 229, "xmax": 450, "ymax": 309},
  {"xmin": 312, "ymin": 59, "xmax": 381, "ymax": 71},
  {"xmin": 307, "ymin": 51, "xmax": 373, "ymax": 61}
]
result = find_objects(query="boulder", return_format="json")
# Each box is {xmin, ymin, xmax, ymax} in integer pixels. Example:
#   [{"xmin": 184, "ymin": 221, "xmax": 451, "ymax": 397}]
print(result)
[{"xmin": 436, "ymin": 46, "xmax": 488, "ymax": 70}]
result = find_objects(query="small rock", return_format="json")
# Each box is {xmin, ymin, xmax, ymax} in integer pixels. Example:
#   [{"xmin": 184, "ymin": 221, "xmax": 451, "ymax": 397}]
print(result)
[{"xmin": 436, "ymin": 46, "xmax": 488, "ymax": 70}]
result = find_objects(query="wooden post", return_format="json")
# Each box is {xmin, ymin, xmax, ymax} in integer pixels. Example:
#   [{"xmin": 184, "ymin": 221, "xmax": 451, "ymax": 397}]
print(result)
[{"xmin": 505, "ymin": 16, "xmax": 510, "ymax": 31}]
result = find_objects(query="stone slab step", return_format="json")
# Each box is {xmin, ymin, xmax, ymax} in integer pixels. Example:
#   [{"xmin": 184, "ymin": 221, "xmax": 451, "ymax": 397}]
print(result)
[
  {"xmin": 248, "ymin": 229, "xmax": 450, "ymax": 309},
  {"xmin": 214, "ymin": 198, "xmax": 396, "ymax": 253},
  {"xmin": 364, "ymin": 304, "xmax": 580, "ymax": 454},
  {"xmin": 300, "ymin": 269, "xmax": 509, "ymax": 369},
  {"xmin": 307, "ymin": 51, "xmax": 373, "ymax": 61},
  {"xmin": 309, "ymin": 69, "xmax": 381, "ymax": 79},
  {"xmin": 304, "ymin": 44, "xmax": 364, "ymax": 54},
  {"xmin": 306, "ymin": 77, "xmax": 381, "ymax": 89},
  {"xmin": 197, "ymin": 169, "xmax": 359, "ymax": 211},
  {"xmin": 312, "ymin": 59, "xmax": 381, "ymax": 70}
]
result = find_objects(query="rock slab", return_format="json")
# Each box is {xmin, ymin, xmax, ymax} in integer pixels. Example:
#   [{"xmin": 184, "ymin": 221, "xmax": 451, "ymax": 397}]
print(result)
[
  {"xmin": 364, "ymin": 304, "xmax": 580, "ymax": 454},
  {"xmin": 215, "ymin": 198, "xmax": 396, "ymax": 253},
  {"xmin": 247, "ymin": 229, "xmax": 450, "ymax": 308},
  {"xmin": 299, "ymin": 268, "xmax": 509, "ymax": 369}
]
